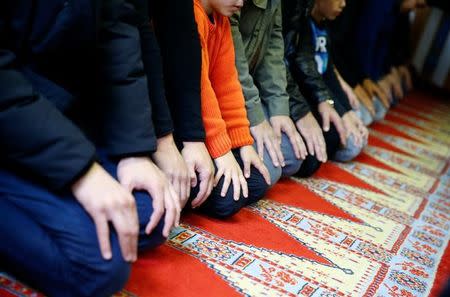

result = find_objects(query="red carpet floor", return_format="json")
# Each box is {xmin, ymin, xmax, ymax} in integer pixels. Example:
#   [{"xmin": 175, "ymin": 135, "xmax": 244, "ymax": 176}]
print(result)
[{"xmin": 1, "ymin": 92, "xmax": 449, "ymax": 296}]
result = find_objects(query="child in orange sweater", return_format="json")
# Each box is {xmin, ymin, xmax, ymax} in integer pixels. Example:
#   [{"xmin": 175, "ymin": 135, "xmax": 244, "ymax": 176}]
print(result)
[{"xmin": 192, "ymin": 0, "xmax": 271, "ymax": 218}]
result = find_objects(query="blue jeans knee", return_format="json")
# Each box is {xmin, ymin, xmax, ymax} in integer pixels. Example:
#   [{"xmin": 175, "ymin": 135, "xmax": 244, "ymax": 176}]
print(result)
[
  {"xmin": 333, "ymin": 134, "xmax": 363, "ymax": 162},
  {"xmin": 356, "ymin": 105, "xmax": 374, "ymax": 126},
  {"xmin": 260, "ymin": 148, "xmax": 283, "ymax": 186},
  {"xmin": 255, "ymin": 132, "xmax": 303, "ymax": 182},
  {"xmin": 373, "ymin": 97, "xmax": 387, "ymax": 122},
  {"xmin": 280, "ymin": 133, "xmax": 303, "ymax": 177}
]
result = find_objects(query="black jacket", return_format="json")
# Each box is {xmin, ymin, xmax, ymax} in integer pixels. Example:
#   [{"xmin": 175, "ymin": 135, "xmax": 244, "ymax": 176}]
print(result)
[
  {"xmin": 282, "ymin": 0, "xmax": 348, "ymax": 116},
  {"xmin": 280, "ymin": 0, "xmax": 311, "ymax": 122},
  {"xmin": 0, "ymin": 0, "xmax": 158, "ymax": 190},
  {"xmin": 286, "ymin": 67, "xmax": 311, "ymax": 122},
  {"xmin": 152, "ymin": 0, "xmax": 205, "ymax": 144}
]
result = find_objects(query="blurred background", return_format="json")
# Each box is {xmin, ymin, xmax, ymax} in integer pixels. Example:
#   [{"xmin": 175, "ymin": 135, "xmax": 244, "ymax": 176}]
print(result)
[{"xmin": 412, "ymin": 2, "xmax": 450, "ymax": 94}]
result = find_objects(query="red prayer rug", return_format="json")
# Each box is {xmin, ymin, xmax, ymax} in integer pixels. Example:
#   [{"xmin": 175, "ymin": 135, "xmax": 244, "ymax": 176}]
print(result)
[{"xmin": 1, "ymin": 92, "xmax": 449, "ymax": 297}]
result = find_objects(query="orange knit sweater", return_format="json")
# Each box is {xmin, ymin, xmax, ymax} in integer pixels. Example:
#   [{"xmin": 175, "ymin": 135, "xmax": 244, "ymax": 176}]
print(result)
[{"xmin": 193, "ymin": 0, "xmax": 253, "ymax": 158}]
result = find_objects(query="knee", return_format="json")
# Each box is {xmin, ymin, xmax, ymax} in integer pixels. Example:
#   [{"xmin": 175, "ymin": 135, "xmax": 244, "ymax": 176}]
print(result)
[
  {"xmin": 248, "ymin": 167, "xmax": 270, "ymax": 198},
  {"xmin": 373, "ymin": 109, "xmax": 386, "ymax": 122},
  {"xmin": 96, "ymin": 255, "xmax": 131, "ymax": 297},
  {"xmin": 214, "ymin": 203, "xmax": 242, "ymax": 218},
  {"xmin": 138, "ymin": 217, "xmax": 166, "ymax": 251},
  {"xmin": 282, "ymin": 157, "xmax": 303, "ymax": 177},
  {"xmin": 74, "ymin": 245, "xmax": 131, "ymax": 297},
  {"xmin": 198, "ymin": 184, "xmax": 246, "ymax": 219},
  {"xmin": 223, "ymin": 167, "xmax": 271, "ymax": 207},
  {"xmin": 200, "ymin": 166, "xmax": 270, "ymax": 218},
  {"xmin": 204, "ymin": 196, "xmax": 243, "ymax": 219},
  {"xmin": 261, "ymin": 148, "xmax": 282, "ymax": 185},
  {"xmin": 358, "ymin": 106, "xmax": 374, "ymax": 126},
  {"xmin": 323, "ymin": 125, "xmax": 340, "ymax": 158},
  {"xmin": 42, "ymin": 202, "xmax": 133, "ymax": 297},
  {"xmin": 296, "ymin": 155, "xmax": 321, "ymax": 177},
  {"xmin": 134, "ymin": 191, "xmax": 167, "ymax": 251},
  {"xmin": 333, "ymin": 135, "xmax": 363, "ymax": 162},
  {"xmin": 373, "ymin": 98, "xmax": 387, "ymax": 122},
  {"xmin": 279, "ymin": 133, "xmax": 303, "ymax": 177}
]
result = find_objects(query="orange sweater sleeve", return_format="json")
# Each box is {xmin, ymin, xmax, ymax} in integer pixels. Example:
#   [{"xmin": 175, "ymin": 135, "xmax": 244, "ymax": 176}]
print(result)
[
  {"xmin": 209, "ymin": 17, "xmax": 254, "ymax": 149},
  {"xmin": 193, "ymin": 2, "xmax": 232, "ymax": 158}
]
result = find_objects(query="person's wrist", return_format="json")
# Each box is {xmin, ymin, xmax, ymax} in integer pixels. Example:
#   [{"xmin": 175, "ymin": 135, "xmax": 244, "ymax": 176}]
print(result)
[
  {"xmin": 156, "ymin": 134, "xmax": 176, "ymax": 150},
  {"xmin": 326, "ymin": 99, "xmax": 335, "ymax": 107},
  {"xmin": 71, "ymin": 162, "xmax": 100, "ymax": 194},
  {"xmin": 319, "ymin": 98, "xmax": 334, "ymax": 108},
  {"xmin": 119, "ymin": 156, "xmax": 150, "ymax": 169},
  {"xmin": 214, "ymin": 150, "xmax": 232, "ymax": 160},
  {"xmin": 182, "ymin": 141, "xmax": 203, "ymax": 148},
  {"xmin": 251, "ymin": 117, "xmax": 267, "ymax": 128},
  {"xmin": 296, "ymin": 115, "xmax": 307, "ymax": 131}
]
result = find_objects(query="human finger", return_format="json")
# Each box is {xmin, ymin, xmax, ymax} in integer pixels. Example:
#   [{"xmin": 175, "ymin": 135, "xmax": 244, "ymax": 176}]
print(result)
[
  {"xmin": 145, "ymin": 187, "xmax": 164, "ymax": 235},
  {"xmin": 221, "ymin": 172, "xmax": 231, "ymax": 197},
  {"xmin": 264, "ymin": 138, "xmax": 281, "ymax": 167},
  {"xmin": 93, "ymin": 214, "xmax": 112, "ymax": 260},
  {"xmin": 232, "ymin": 172, "xmax": 241, "ymax": 201}
]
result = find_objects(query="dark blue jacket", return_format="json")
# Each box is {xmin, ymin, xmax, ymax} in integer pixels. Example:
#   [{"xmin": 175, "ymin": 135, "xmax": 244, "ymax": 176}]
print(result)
[
  {"xmin": 0, "ymin": 0, "xmax": 159, "ymax": 190},
  {"xmin": 353, "ymin": 0, "xmax": 398, "ymax": 81},
  {"xmin": 329, "ymin": 0, "xmax": 367, "ymax": 87}
]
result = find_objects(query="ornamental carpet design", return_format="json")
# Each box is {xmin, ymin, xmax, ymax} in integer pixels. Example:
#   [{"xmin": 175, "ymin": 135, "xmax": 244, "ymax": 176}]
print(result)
[{"xmin": 1, "ymin": 92, "xmax": 449, "ymax": 297}]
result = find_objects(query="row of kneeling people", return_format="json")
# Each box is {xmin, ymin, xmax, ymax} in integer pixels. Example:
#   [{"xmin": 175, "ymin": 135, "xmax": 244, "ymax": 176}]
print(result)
[{"xmin": 0, "ymin": 0, "xmax": 427, "ymax": 296}]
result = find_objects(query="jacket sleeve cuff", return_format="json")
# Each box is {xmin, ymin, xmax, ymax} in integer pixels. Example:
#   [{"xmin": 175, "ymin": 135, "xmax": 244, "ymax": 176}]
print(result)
[
  {"xmin": 290, "ymin": 102, "xmax": 311, "ymax": 122},
  {"xmin": 315, "ymin": 90, "xmax": 334, "ymax": 104},
  {"xmin": 267, "ymin": 98, "xmax": 290, "ymax": 118},
  {"xmin": 334, "ymin": 100, "xmax": 347, "ymax": 116},
  {"xmin": 155, "ymin": 126, "xmax": 174, "ymax": 139},
  {"xmin": 247, "ymin": 101, "xmax": 266, "ymax": 127},
  {"xmin": 64, "ymin": 153, "xmax": 97, "ymax": 190}
]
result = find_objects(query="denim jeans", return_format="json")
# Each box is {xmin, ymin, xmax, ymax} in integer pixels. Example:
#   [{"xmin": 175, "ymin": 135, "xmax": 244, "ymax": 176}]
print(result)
[
  {"xmin": 194, "ymin": 149, "xmax": 270, "ymax": 218},
  {"xmin": 333, "ymin": 134, "xmax": 364, "ymax": 162},
  {"xmin": 253, "ymin": 107, "xmax": 303, "ymax": 185},
  {"xmin": 373, "ymin": 96, "xmax": 388, "ymax": 122},
  {"xmin": 0, "ymin": 153, "xmax": 165, "ymax": 297},
  {"xmin": 355, "ymin": 104, "xmax": 374, "ymax": 126},
  {"xmin": 295, "ymin": 125, "xmax": 365, "ymax": 174}
]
